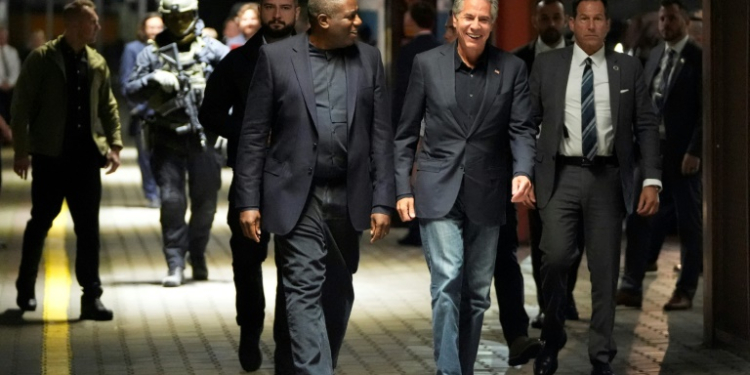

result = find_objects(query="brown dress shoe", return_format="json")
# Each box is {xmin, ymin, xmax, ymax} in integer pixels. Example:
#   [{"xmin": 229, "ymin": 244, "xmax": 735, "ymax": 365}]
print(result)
[
  {"xmin": 616, "ymin": 289, "xmax": 642, "ymax": 308},
  {"xmin": 663, "ymin": 290, "xmax": 692, "ymax": 310}
]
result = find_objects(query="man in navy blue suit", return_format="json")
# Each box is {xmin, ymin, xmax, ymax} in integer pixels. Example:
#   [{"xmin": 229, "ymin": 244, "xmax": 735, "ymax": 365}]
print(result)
[{"xmin": 617, "ymin": 0, "xmax": 702, "ymax": 312}]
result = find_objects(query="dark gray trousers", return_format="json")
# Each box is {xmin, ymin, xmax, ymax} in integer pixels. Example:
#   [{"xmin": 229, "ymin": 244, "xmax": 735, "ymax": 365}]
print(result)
[
  {"xmin": 274, "ymin": 180, "xmax": 360, "ymax": 375},
  {"xmin": 539, "ymin": 164, "xmax": 625, "ymax": 365},
  {"xmin": 151, "ymin": 145, "xmax": 222, "ymax": 270}
]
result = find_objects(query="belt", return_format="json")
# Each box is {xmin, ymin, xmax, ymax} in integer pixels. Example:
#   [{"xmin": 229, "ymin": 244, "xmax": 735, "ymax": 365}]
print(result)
[{"xmin": 558, "ymin": 155, "xmax": 619, "ymax": 167}]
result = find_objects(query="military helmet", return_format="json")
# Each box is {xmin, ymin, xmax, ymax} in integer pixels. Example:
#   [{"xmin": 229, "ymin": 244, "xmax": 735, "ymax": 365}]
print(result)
[
  {"xmin": 160, "ymin": 0, "xmax": 199, "ymax": 37},
  {"xmin": 159, "ymin": 0, "xmax": 199, "ymax": 14}
]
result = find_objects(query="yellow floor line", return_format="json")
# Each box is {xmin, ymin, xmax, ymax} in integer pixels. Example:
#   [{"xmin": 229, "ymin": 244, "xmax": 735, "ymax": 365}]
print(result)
[{"xmin": 42, "ymin": 202, "xmax": 72, "ymax": 375}]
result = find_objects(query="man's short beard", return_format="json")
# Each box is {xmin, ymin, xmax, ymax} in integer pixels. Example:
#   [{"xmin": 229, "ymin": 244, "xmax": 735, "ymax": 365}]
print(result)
[
  {"xmin": 540, "ymin": 27, "xmax": 562, "ymax": 46},
  {"xmin": 263, "ymin": 22, "xmax": 295, "ymax": 39}
]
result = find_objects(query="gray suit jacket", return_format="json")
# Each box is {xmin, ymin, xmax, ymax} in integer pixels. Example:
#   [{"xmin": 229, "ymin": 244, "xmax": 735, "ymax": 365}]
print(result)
[
  {"xmin": 530, "ymin": 46, "xmax": 660, "ymax": 215},
  {"xmin": 235, "ymin": 34, "xmax": 395, "ymax": 235},
  {"xmin": 394, "ymin": 42, "xmax": 537, "ymax": 226}
]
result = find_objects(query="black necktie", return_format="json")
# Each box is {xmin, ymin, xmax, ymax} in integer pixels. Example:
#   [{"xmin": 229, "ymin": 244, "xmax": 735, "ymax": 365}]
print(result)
[{"xmin": 655, "ymin": 48, "xmax": 676, "ymax": 112}]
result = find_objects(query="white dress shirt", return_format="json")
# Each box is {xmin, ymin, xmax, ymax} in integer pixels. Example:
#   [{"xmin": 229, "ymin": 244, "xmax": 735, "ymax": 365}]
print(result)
[
  {"xmin": 560, "ymin": 44, "xmax": 613, "ymax": 157},
  {"xmin": 0, "ymin": 44, "xmax": 21, "ymax": 86},
  {"xmin": 534, "ymin": 36, "xmax": 566, "ymax": 56},
  {"xmin": 561, "ymin": 44, "xmax": 662, "ymax": 190}
]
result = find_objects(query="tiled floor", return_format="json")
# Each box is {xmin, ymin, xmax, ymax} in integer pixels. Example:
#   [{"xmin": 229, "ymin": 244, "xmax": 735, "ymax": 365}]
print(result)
[{"xmin": 0, "ymin": 148, "xmax": 748, "ymax": 375}]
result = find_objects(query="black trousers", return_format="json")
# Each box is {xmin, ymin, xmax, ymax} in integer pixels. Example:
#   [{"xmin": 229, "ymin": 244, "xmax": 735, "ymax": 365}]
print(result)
[
  {"xmin": 539, "ymin": 164, "xmax": 625, "ymax": 365},
  {"xmin": 493, "ymin": 203, "xmax": 530, "ymax": 343},
  {"xmin": 622, "ymin": 160, "xmax": 702, "ymax": 297},
  {"xmin": 274, "ymin": 180, "xmax": 360, "ymax": 375},
  {"xmin": 16, "ymin": 152, "xmax": 104, "ymax": 298},
  {"xmin": 151, "ymin": 145, "xmax": 222, "ymax": 270},
  {"xmin": 227, "ymin": 176, "xmax": 270, "ymax": 329},
  {"xmin": 529, "ymin": 207, "xmax": 584, "ymax": 310}
]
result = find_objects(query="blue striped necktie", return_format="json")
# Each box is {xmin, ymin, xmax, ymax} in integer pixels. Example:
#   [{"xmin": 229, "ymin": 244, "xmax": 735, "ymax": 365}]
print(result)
[{"xmin": 581, "ymin": 57, "xmax": 598, "ymax": 161}]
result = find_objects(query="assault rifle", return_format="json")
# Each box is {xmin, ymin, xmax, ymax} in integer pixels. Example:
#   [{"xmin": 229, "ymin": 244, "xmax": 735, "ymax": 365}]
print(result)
[{"xmin": 156, "ymin": 42, "xmax": 207, "ymax": 150}]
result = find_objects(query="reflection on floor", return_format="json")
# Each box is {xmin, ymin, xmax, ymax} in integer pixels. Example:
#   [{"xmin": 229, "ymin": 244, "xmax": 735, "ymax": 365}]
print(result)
[{"xmin": 0, "ymin": 149, "xmax": 747, "ymax": 375}]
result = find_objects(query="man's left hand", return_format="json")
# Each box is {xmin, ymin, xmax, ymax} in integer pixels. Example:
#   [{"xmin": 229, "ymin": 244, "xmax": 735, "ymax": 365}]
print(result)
[
  {"xmin": 370, "ymin": 213, "xmax": 391, "ymax": 244},
  {"xmin": 637, "ymin": 185, "xmax": 660, "ymax": 217},
  {"xmin": 104, "ymin": 147, "xmax": 121, "ymax": 174},
  {"xmin": 681, "ymin": 153, "xmax": 701, "ymax": 176},
  {"xmin": 510, "ymin": 175, "xmax": 534, "ymax": 208}
]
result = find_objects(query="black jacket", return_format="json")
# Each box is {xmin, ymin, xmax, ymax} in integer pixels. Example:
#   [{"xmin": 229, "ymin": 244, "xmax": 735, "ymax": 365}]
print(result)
[
  {"xmin": 392, "ymin": 33, "xmax": 441, "ymax": 127},
  {"xmin": 235, "ymin": 34, "xmax": 395, "ymax": 235},
  {"xmin": 643, "ymin": 39, "xmax": 702, "ymax": 166},
  {"xmin": 199, "ymin": 30, "xmax": 265, "ymax": 168}
]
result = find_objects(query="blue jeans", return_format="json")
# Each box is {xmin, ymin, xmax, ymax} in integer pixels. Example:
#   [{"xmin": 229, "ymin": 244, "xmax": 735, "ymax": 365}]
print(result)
[{"xmin": 420, "ymin": 198, "xmax": 500, "ymax": 375}]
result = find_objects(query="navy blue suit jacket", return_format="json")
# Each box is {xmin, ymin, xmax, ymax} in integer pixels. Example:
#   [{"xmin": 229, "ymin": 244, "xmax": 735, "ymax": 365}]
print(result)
[
  {"xmin": 234, "ymin": 34, "xmax": 395, "ymax": 235},
  {"xmin": 644, "ymin": 39, "xmax": 702, "ymax": 167},
  {"xmin": 394, "ymin": 42, "xmax": 537, "ymax": 226}
]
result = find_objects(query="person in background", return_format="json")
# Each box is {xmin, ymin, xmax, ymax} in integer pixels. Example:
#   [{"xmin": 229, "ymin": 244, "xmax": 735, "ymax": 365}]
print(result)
[
  {"xmin": 512, "ymin": 0, "xmax": 583, "ymax": 330},
  {"xmin": 125, "ymin": 0, "xmax": 229, "ymax": 288},
  {"xmin": 227, "ymin": 3, "xmax": 261, "ymax": 49},
  {"xmin": 392, "ymin": 1, "xmax": 440, "ymax": 248},
  {"xmin": 0, "ymin": 27, "xmax": 21, "ymax": 122},
  {"xmin": 12, "ymin": 0, "xmax": 123, "ymax": 321},
  {"xmin": 199, "ymin": 0, "xmax": 300, "ymax": 370},
  {"xmin": 223, "ymin": 18, "xmax": 243, "ymax": 48},
  {"xmin": 120, "ymin": 12, "xmax": 164, "ymax": 209},
  {"xmin": 617, "ymin": 0, "xmax": 703, "ymax": 312},
  {"xmin": 21, "ymin": 29, "xmax": 47, "ymax": 62}
]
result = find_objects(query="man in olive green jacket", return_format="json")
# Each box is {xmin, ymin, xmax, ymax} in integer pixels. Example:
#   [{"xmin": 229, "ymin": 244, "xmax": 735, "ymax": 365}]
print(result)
[{"xmin": 10, "ymin": 0, "xmax": 122, "ymax": 321}]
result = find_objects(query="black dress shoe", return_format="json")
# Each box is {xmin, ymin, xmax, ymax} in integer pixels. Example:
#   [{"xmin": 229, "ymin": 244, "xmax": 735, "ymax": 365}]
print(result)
[
  {"xmin": 16, "ymin": 295, "xmax": 37, "ymax": 312},
  {"xmin": 533, "ymin": 343, "xmax": 558, "ymax": 375},
  {"xmin": 508, "ymin": 336, "xmax": 543, "ymax": 366},
  {"xmin": 531, "ymin": 313, "xmax": 544, "ymax": 329},
  {"xmin": 564, "ymin": 299, "xmax": 579, "ymax": 321},
  {"xmin": 191, "ymin": 257, "xmax": 208, "ymax": 281},
  {"xmin": 80, "ymin": 297, "xmax": 113, "ymax": 321},
  {"xmin": 663, "ymin": 290, "xmax": 692, "ymax": 311},
  {"xmin": 239, "ymin": 326, "xmax": 262, "ymax": 372},
  {"xmin": 591, "ymin": 362, "xmax": 615, "ymax": 375},
  {"xmin": 616, "ymin": 289, "xmax": 643, "ymax": 308}
]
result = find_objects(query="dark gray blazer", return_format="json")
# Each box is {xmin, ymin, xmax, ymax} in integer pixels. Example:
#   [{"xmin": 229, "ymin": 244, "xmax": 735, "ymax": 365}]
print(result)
[
  {"xmin": 234, "ymin": 34, "xmax": 395, "ymax": 235},
  {"xmin": 530, "ymin": 46, "xmax": 661, "ymax": 215},
  {"xmin": 394, "ymin": 42, "xmax": 537, "ymax": 226},
  {"xmin": 643, "ymin": 39, "xmax": 702, "ymax": 167}
]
